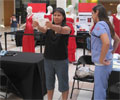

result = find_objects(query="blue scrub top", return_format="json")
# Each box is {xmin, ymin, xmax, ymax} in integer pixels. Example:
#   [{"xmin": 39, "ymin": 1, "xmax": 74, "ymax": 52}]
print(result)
[{"xmin": 91, "ymin": 21, "xmax": 113, "ymax": 64}]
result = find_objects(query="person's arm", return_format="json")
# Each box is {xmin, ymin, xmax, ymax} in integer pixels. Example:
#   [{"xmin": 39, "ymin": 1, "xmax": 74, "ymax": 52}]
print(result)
[
  {"xmin": 16, "ymin": 19, "xmax": 19, "ymax": 28},
  {"xmin": 99, "ymin": 33, "xmax": 110, "ymax": 65},
  {"xmin": 33, "ymin": 21, "xmax": 47, "ymax": 33},
  {"xmin": 10, "ymin": 17, "xmax": 12, "ymax": 24},
  {"xmin": 109, "ymin": 16, "xmax": 113, "ymax": 26},
  {"xmin": 45, "ymin": 21, "xmax": 71, "ymax": 34},
  {"xmin": 112, "ymin": 33, "xmax": 120, "ymax": 53},
  {"xmin": 20, "ymin": 23, "xmax": 26, "ymax": 29},
  {"xmin": 17, "ymin": 23, "xmax": 19, "ymax": 28}
]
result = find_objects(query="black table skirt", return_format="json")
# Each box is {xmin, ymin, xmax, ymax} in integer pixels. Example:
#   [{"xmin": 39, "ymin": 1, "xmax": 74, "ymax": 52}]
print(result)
[
  {"xmin": 107, "ymin": 70, "xmax": 120, "ymax": 99},
  {"xmin": 0, "ymin": 51, "xmax": 47, "ymax": 99}
]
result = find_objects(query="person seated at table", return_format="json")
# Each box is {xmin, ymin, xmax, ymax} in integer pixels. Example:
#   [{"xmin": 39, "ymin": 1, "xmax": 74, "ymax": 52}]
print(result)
[
  {"xmin": 33, "ymin": 7, "xmax": 71, "ymax": 100},
  {"xmin": 86, "ymin": 23, "xmax": 95, "ymax": 52},
  {"xmin": 86, "ymin": 37, "xmax": 91, "ymax": 51}
]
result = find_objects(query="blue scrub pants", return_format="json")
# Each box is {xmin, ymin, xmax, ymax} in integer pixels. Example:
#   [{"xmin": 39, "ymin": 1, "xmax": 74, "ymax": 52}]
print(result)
[{"xmin": 94, "ymin": 62, "xmax": 112, "ymax": 100}]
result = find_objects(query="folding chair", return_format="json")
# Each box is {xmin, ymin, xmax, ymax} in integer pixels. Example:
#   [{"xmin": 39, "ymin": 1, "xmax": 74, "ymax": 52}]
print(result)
[
  {"xmin": 0, "ymin": 68, "xmax": 8, "ymax": 98},
  {"xmin": 0, "ymin": 68, "xmax": 22, "ymax": 99},
  {"xmin": 70, "ymin": 55, "xmax": 94, "ymax": 99}
]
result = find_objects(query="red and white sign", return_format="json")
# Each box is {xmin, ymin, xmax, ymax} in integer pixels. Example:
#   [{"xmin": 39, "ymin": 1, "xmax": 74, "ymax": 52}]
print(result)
[
  {"xmin": 28, "ymin": 3, "xmax": 46, "ymax": 13},
  {"xmin": 78, "ymin": 3, "xmax": 97, "ymax": 12},
  {"xmin": 76, "ymin": 3, "xmax": 97, "ymax": 31}
]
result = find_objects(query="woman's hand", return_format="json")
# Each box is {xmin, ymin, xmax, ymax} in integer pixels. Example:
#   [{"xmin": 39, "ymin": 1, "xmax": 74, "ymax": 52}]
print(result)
[
  {"xmin": 33, "ymin": 20, "xmax": 47, "ymax": 33},
  {"xmin": 45, "ymin": 21, "xmax": 52, "ymax": 29},
  {"xmin": 19, "ymin": 23, "xmax": 26, "ymax": 29},
  {"xmin": 33, "ymin": 21, "xmax": 39, "ymax": 28},
  {"xmin": 99, "ymin": 59, "xmax": 110, "ymax": 66},
  {"xmin": 10, "ymin": 18, "xmax": 12, "ymax": 24}
]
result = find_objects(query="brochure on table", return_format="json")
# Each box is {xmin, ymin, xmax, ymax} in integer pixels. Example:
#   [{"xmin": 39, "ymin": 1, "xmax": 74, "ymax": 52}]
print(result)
[{"xmin": 113, "ymin": 53, "xmax": 120, "ymax": 71}]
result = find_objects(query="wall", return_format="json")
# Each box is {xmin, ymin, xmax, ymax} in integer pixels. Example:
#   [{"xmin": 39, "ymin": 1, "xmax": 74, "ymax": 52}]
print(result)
[
  {"xmin": 4, "ymin": 0, "xmax": 14, "ymax": 26},
  {"xmin": 0, "ymin": 0, "xmax": 4, "ymax": 25},
  {"xmin": 101, "ymin": 2, "xmax": 119, "ymax": 15}
]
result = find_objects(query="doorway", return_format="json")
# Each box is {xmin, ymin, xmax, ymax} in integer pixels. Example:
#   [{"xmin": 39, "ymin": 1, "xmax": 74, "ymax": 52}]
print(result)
[
  {"xmin": 4, "ymin": 0, "xmax": 14, "ymax": 26},
  {"xmin": 0, "ymin": 0, "xmax": 4, "ymax": 25}
]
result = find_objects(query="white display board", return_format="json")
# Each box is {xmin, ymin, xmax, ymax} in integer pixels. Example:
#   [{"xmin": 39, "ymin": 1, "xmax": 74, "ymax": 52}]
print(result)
[{"xmin": 76, "ymin": 12, "xmax": 93, "ymax": 31}]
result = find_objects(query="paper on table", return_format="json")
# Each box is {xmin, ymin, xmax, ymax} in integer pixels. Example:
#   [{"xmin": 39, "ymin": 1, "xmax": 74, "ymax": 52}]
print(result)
[
  {"xmin": 113, "ymin": 53, "xmax": 120, "ymax": 60},
  {"xmin": 113, "ymin": 60, "xmax": 120, "ymax": 69}
]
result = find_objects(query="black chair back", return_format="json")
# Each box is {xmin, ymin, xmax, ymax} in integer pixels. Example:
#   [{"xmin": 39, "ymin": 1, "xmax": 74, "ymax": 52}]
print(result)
[
  {"xmin": 78, "ymin": 55, "xmax": 94, "ymax": 65},
  {"xmin": 70, "ymin": 55, "xmax": 94, "ymax": 99}
]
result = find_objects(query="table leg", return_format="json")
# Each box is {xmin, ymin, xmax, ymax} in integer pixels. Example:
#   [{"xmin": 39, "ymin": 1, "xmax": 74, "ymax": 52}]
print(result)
[{"xmin": 4, "ymin": 32, "xmax": 7, "ymax": 50}]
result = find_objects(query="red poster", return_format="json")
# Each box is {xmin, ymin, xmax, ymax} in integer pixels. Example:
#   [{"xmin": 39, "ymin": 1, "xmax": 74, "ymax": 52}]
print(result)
[
  {"xmin": 78, "ymin": 3, "xmax": 97, "ymax": 12},
  {"xmin": 28, "ymin": 3, "xmax": 46, "ymax": 13}
]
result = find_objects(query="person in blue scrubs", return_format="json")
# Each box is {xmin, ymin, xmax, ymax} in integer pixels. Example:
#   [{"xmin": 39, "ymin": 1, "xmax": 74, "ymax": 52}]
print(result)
[{"xmin": 91, "ymin": 4, "xmax": 120, "ymax": 100}]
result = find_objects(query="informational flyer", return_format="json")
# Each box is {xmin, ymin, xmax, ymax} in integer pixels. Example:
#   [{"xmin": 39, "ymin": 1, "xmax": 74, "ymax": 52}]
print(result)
[{"xmin": 76, "ymin": 12, "xmax": 93, "ymax": 31}]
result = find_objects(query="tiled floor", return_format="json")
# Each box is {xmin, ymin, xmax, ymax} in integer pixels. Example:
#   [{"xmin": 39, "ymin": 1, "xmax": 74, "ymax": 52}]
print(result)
[{"xmin": 0, "ymin": 27, "xmax": 94, "ymax": 100}]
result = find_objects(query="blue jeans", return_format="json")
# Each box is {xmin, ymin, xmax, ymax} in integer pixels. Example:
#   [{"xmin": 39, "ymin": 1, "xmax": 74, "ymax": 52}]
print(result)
[
  {"xmin": 94, "ymin": 62, "xmax": 112, "ymax": 100},
  {"xmin": 11, "ymin": 27, "xmax": 17, "ymax": 40}
]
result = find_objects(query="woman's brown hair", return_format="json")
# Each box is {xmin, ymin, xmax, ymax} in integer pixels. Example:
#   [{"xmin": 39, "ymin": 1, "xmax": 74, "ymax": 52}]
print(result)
[{"xmin": 92, "ymin": 4, "xmax": 115, "ymax": 38}]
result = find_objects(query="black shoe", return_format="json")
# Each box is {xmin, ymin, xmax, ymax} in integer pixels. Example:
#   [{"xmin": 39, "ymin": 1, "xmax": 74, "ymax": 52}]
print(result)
[{"xmin": 11, "ymin": 39, "xmax": 14, "ymax": 41}]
